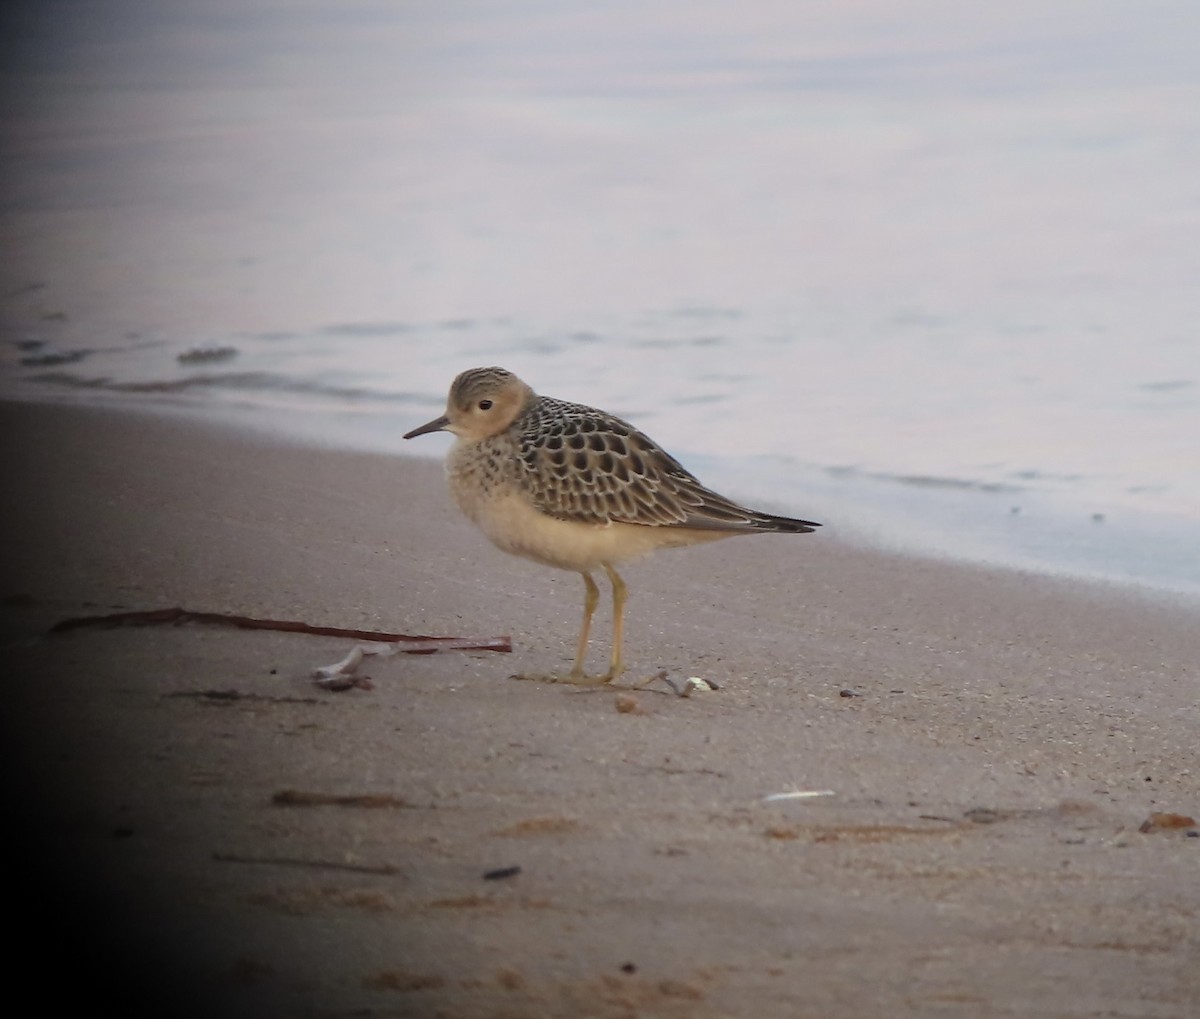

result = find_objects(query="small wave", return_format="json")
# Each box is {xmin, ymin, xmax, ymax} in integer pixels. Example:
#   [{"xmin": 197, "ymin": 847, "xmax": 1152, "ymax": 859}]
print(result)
[
  {"xmin": 1011, "ymin": 469, "xmax": 1082, "ymax": 483},
  {"xmin": 697, "ymin": 372, "xmax": 749, "ymax": 383},
  {"xmin": 320, "ymin": 321, "xmax": 414, "ymax": 337},
  {"xmin": 245, "ymin": 330, "xmax": 298, "ymax": 341},
  {"xmin": 1138, "ymin": 379, "xmax": 1193, "ymax": 393},
  {"xmin": 510, "ymin": 337, "xmax": 566, "ymax": 355},
  {"xmin": 824, "ymin": 464, "xmax": 1020, "ymax": 494},
  {"xmin": 632, "ymin": 335, "xmax": 727, "ymax": 350},
  {"xmin": 28, "ymin": 370, "xmax": 425, "ymax": 405},
  {"xmin": 20, "ymin": 347, "xmax": 90, "ymax": 367},
  {"xmin": 675, "ymin": 392, "xmax": 726, "ymax": 406},
  {"xmin": 889, "ymin": 308, "xmax": 946, "ymax": 328},
  {"xmin": 669, "ymin": 305, "xmax": 743, "ymax": 321},
  {"xmin": 177, "ymin": 345, "xmax": 238, "ymax": 365}
]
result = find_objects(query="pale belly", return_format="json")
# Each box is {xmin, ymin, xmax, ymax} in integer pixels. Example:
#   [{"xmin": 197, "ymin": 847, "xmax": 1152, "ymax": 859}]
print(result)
[{"xmin": 446, "ymin": 451, "xmax": 728, "ymax": 573}]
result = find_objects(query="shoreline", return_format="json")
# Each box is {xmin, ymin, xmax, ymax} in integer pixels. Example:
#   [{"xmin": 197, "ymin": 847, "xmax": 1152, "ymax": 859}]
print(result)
[
  {"xmin": 5, "ymin": 383, "xmax": 1199, "ymax": 605},
  {"xmin": 2, "ymin": 397, "xmax": 1198, "ymax": 1016}
]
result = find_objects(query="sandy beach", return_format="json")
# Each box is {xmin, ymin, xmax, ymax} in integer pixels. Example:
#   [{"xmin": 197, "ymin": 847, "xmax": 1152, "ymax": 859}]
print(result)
[{"xmin": 2, "ymin": 397, "xmax": 1197, "ymax": 1018}]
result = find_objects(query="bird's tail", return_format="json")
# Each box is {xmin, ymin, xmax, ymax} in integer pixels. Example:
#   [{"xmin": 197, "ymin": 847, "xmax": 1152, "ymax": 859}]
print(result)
[{"xmin": 750, "ymin": 511, "xmax": 821, "ymax": 534}]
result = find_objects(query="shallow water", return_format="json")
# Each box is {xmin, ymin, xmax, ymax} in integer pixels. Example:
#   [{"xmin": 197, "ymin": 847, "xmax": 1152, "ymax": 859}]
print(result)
[{"xmin": 2, "ymin": 1, "xmax": 1198, "ymax": 597}]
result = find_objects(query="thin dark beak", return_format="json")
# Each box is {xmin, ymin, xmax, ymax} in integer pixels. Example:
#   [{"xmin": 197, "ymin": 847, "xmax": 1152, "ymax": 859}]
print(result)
[{"xmin": 403, "ymin": 414, "xmax": 450, "ymax": 440}]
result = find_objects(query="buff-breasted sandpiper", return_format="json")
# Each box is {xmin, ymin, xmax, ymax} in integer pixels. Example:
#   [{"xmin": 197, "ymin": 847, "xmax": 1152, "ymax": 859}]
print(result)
[{"xmin": 404, "ymin": 367, "xmax": 821, "ymax": 684}]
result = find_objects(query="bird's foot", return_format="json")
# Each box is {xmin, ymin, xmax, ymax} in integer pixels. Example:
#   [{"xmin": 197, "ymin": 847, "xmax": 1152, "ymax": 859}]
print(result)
[
  {"xmin": 510, "ymin": 670, "xmax": 618, "ymax": 686},
  {"xmin": 508, "ymin": 657, "xmax": 628, "ymax": 681}
]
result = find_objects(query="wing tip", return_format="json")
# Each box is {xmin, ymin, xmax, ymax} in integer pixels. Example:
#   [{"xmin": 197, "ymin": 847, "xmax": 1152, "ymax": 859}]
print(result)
[{"xmin": 755, "ymin": 513, "xmax": 822, "ymax": 534}]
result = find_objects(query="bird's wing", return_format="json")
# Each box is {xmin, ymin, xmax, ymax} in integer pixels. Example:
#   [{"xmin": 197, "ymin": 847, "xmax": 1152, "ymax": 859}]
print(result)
[{"xmin": 517, "ymin": 400, "xmax": 815, "ymax": 532}]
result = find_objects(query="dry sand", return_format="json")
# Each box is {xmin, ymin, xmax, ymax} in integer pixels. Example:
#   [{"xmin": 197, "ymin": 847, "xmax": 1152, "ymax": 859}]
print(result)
[{"xmin": 1, "ymin": 398, "xmax": 1197, "ymax": 1018}]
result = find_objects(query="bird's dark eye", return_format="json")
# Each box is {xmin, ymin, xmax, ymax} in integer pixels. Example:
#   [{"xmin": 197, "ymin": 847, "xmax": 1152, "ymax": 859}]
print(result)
[{"xmin": 478, "ymin": 399, "xmax": 493, "ymax": 411}]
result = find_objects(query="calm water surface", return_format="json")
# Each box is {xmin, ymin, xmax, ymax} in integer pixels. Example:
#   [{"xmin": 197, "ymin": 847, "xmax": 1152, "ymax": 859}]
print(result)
[{"xmin": 2, "ymin": 1, "xmax": 1198, "ymax": 597}]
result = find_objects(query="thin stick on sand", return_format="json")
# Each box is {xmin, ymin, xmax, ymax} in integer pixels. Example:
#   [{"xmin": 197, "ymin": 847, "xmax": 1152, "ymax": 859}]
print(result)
[
  {"xmin": 211, "ymin": 852, "xmax": 399, "ymax": 876},
  {"xmin": 48, "ymin": 606, "xmax": 512, "ymax": 653}
]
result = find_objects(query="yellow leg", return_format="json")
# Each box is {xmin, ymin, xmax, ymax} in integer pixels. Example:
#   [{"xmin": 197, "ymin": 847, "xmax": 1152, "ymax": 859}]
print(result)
[
  {"xmin": 602, "ymin": 563, "xmax": 627, "ymax": 682},
  {"xmin": 512, "ymin": 568, "xmax": 626, "ymax": 686},
  {"xmin": 568, "ymin": 571, "xmax": 600, "ymax": 682}
]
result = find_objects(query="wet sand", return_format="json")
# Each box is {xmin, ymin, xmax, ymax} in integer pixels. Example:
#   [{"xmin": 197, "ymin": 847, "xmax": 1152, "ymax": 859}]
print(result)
[{"xmin": 2, "ymin": 398, "xmax": 1197, "ymax": 1017}]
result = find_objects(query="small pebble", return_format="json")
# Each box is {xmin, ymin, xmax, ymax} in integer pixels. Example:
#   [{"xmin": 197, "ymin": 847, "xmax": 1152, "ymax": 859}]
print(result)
[
  {"xmin": 1138, "ymin": 812, "xmax": 1196, "ymax": 834},
  {"xmin": 615, "ymin": 693, "xmax": 645, "ymax": 714},
  {"xmin": 964, "ymin": 807, "xmax": 1005, "ymax": 824}
]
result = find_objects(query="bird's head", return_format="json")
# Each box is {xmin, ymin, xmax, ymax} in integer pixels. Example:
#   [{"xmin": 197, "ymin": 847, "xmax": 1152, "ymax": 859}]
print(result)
[{"xmin": 403, "ymin": 366, "xmax": 535, "ymax": 442}]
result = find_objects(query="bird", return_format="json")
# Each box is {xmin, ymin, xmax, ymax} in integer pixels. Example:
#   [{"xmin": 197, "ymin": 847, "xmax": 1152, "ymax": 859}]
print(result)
[{"xmin": 403, "ymin": 367, "xmax": 821, "ymax": 685}]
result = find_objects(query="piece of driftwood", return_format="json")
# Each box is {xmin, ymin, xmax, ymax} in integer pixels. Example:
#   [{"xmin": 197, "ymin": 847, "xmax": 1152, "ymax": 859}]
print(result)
[
  {"xmin": 166, "ymin": 689, "xmax": 325, "ymax": 705},
  {"xmin": 211, "ymin": 852, "xmax": 399, "ymax": 876},
  {"xmin": 48, "ymin": 606, "xmax": 512, "ymax": 654},
  {"xmin": 271, "ymin": 790, "xmax": 411, "ymax": 809}
]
